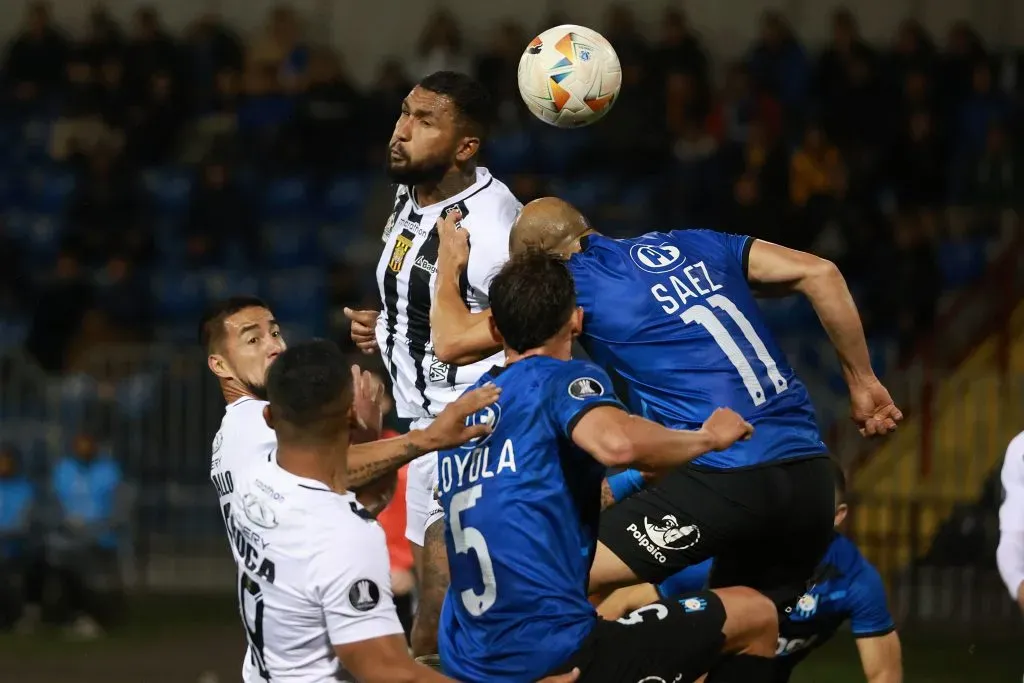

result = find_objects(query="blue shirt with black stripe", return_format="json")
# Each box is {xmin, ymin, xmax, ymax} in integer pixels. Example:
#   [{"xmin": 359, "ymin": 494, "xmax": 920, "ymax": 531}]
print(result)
[
  {"xmin": 569, "ymin": 229, "xmax": 826, "ymax": 468},
  {"xmin": 437, "ymin": 356, "xmax": 625, "ymax": 682}
]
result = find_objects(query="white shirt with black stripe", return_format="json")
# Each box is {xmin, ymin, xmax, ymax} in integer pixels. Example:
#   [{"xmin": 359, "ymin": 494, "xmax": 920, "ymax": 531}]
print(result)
[{"xmin": 374, "ymin": 167, "xmax": 520, "ymax": 425}]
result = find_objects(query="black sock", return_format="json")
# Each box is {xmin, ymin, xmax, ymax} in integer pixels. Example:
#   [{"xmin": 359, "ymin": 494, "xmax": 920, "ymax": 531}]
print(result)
[{"xmin": 705, "ymin": 654, "xmax": 776, "ymax": 683}]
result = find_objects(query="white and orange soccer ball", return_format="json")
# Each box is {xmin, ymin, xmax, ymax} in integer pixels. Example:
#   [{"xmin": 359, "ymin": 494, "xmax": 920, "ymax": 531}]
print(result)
[{"xmin": 517, "ymin": 24, "xmax": 622, "ymax": 128}]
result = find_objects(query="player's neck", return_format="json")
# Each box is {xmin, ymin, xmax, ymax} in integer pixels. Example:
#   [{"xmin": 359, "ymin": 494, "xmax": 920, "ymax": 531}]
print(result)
[
  {"xmin": 506, "ymin": 340, "xmax": 573, "ymax": 365},
  {"xmin": 414, "ymin": 166, "xmax": 476, "ymax": 208},
  {"xmin": 276, "ymin": 444, "xmax": 346, "ymax": 492},
  {"xmin": 221, "ymin": 380, "xmax": 257, "ymax": 405}
]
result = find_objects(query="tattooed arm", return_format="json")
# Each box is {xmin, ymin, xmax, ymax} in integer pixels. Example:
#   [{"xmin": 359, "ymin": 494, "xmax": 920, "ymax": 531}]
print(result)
[
  {"xmin": 411, "ymin": 518, "xmax": 450, "ymax": 658},
  {"xmin": 600, "ymin": 479, "xmax": 617, "ymax": 511},
  {"xmin": 346, "ymin": 434, "xmax": 428, "ymax": 489}
]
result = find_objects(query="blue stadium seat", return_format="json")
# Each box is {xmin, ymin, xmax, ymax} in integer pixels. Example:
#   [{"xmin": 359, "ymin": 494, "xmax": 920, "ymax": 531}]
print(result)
[
  {"xmin": 265, "ymin": 268, "xmax": 327, "ymax": 335},
  {"xmin": 322, "ymin": 174, "xmax": 372, "ymax": 223},
  {"xmin": 261, "ymin": 175, "xmax": 311, "ymax": 218},
  {"xmin": 143, "ymin": 167, "xmax": 195, "ymax": 214},
  {"xmin": 319, "ymin": 223, "xmax": 360, "ymax": 262},
  {"xmin": 484, "ymin": 131, "xmax": 533, "ymax": 174},
  {"xmin": 549, "ymin": 175, "xmax": 612, "ymax": 214},
  {"xmin": 115, "ymin": 372, "xmax": 159, "ymax": 420},
  {"xmin": 261, "ymin": 221, "xmax": 320, "ymax": 268},
  {"xmin": 937, "ymin": 238, "xmax": 987, "ymax": 289},
  {"xmin": 201, "ymin": 268, "xmax": 260, "ymax": 302},
  {"xmin": 151, "ymin": 269, "xmax": 205, "ymax": 319},
  {"xmin": 534, "ymin": 125, "xmax": 591, "ymax": 173},
  {"xmin": 27, "ymin": 164, "xmax": 76, "ymax": 212}
]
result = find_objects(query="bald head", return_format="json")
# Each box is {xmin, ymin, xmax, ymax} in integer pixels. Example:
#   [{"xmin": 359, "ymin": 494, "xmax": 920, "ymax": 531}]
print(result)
[{"xmin": 509, "ymin": 197, "xmax": 594, "ymax": 257}]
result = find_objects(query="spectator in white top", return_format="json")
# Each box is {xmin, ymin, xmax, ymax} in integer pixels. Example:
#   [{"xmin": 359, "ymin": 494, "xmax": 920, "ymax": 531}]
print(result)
[{"xmin": 997, "ymin": 430, "xmax": 1024, "ymax": 612}]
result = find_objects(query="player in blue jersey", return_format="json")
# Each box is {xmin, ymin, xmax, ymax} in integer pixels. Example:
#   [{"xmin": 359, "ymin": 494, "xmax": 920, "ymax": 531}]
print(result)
[
  {"xmin": 436, "ymin": 250, "xmax": 781, "ymax": 683},
  {"xmin": 431, "ymin": 198, "xmax": 902, "ymax": 680},
  {"xmin": 598, "ymin": 464, "xmax": 903, "ymax": 683}
]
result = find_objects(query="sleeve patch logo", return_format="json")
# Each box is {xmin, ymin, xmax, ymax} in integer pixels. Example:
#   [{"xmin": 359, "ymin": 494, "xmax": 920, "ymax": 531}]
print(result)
[
  {"xmin": 348, "ymin": 579, "xmax": 381, "ymax": 612},
  {"xmin": 568, "ymin": 377, "xmax": 605, "ymax": 400}
]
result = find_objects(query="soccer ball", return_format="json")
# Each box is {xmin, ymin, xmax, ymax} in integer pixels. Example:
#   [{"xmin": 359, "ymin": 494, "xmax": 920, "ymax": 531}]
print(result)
[{"xmin": 517, "ymin": 24, "xmax": 622, "ymax": 128}]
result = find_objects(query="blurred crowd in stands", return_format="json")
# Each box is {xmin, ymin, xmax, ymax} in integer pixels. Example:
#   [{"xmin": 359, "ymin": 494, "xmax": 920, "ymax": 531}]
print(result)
[{"xmin": 0, "ymin": 1, "xmax": 1021, "ymax": 376}]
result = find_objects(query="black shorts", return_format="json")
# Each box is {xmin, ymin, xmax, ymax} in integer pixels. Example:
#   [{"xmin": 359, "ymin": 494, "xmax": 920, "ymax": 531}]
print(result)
[
  {"xmin": 598, "ymin": 454, "xmax": 835, "ymax": 612},
  {"xmin": 548, "ymin": 590, "xmax": 727, "ymax": 683}
]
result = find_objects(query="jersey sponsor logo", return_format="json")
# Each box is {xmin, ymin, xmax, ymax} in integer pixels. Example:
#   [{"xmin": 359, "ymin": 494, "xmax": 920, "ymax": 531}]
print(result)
[
  {"xmin": 242, "ymin": 493, "xmax": 278, "ymax": 529},
  {"xmin": 644, "ymin": 514, "xmax": 700, "ymax": 551},
  {"xmin": 348, "ymin": 579, "xmax": 381, "ymax": 612},
  {"xmin": 414, "ymin": 254, "xmax": 438, "ymax": 275},
  {"xmin": 389, "ymin": 234, "xmax": 414, "ymax": 272},
  {"xmin": 629, "ymin": 242, "xmax": 686, "ymax": 274},
  {"xmin": 429, "ymin": 357, "xmax": 450, "ymax": 383},
  {"xmin": 681, "ymin": 596, "xmax": 707, "ymax": 613},
  {"xmin": 459, "ymin": 403, "xmax": 501, "ymax": 450},
  {"xmin": 568, "ymin": 377, "xmax": 604, "ymax": 400},
  {"xmin": 398, "ymin": 216, "xmax": 429, "ymax": 237}
]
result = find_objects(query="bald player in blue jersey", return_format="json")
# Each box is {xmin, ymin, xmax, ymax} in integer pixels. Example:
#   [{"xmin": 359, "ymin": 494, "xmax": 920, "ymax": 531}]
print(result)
[{"xmin": 431, "ymin": 198, "xmax": 902, "ymax": 681}]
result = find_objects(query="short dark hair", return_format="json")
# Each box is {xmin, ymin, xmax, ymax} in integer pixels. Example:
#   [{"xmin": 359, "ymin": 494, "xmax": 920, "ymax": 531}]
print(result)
[
  {"xmin": 418, "ymin": 71, "xmax": 494, "ymax": 137},
  {"xmin": 489, "ymin": 249, "xmax": 577, "ymax": 354},
  {"xmin": 266, "ymin": 340, "xmax": 352, "ymax": 434},
  {"xmin": 833, "ymin": 460, "xmax": 847, "ymax": 506},
  {"xmin": 198, "ymin": 296, "xmax": 270, "ymax": 352}
]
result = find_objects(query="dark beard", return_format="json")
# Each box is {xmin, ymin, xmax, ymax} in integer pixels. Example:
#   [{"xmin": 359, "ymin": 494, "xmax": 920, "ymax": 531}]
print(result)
[
  {"xmin": 243, "ymin": 379, "xmax": 268, "ymax": 401},
  {"xmin": 385, "ymin": 155, "xmax": 448, "ymax": 187}
]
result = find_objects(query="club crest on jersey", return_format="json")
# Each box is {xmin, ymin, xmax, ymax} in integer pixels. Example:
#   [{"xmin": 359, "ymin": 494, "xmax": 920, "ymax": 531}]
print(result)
[
  {"xmin": 242, "ymin": 493, "xmax": 278, "ymax": 529},
  {"xmin": 794, "ymin": 592, "xmax": 819, "ymax": 619},
  {"xmin": 389, "ymin": 234, "xmax": 414, "ymax": 272},
  {"xmin": 629, "ymin": 243, "xmax": 686, "ymax": 274},
  {"xmin": 460, "ymin": 403, "xmax": 502, "ymax": 450},
  {"xmin": 568, "ymin": 377, "xmax": 604, "ymax": 400},
  {"xmin": 681, "ymin": 597, "xmax": 707, "ymax": 613},
  {"xmin": 348, "ymin": 578, "xmax": 381, "ymax": 612},
  {"xmin": 212, "ymin": 430, "xmax": 223, "ymax": 455}
]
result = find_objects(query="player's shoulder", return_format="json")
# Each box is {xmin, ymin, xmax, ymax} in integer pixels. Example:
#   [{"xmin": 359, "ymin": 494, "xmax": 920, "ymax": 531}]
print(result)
[
  {"xmin": 460, "ymin": 168, "xmax": 521, "ymax": 232},
  {"xmin": 217, "ymin": 398, "xmax": 275, "ymax": 453},
  {"xmin": 828, "ymin": 535, "xmax": 883, "ymax": 589},
  {"xmin": 547, "ymin": 358, "xmax": 613, "ymax": 399}
]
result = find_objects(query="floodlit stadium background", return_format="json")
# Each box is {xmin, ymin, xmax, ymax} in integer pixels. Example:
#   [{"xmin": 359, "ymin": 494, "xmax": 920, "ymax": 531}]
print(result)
[{"xmin": 0, "ymin": 0, "xmax": 1023, "ymax": 680}]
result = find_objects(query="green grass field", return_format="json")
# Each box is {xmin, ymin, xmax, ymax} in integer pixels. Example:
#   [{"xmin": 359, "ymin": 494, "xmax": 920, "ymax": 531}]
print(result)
[{"xmin": 0, "ymin": 596, "xmax": 1019, "ymax": 682}]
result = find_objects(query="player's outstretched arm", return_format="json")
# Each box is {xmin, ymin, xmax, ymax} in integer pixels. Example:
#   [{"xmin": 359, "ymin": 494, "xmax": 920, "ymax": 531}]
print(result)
[
  {"xmin": 855, "ymin": 632, "xmax": 903, "ymax": 683},
  {"xmin": 432, "ymin": 209, "xmax": 503, "ymax": 366},
  {"xmin": 571, "ymin": 406, "xmax": 753, "ymax": 471},
  {"xmin": 345, "ymin": 384, "xmax": 500, "ymax": 488},
  {"xmin": 745, "ymin": 239, "xmax": 902, "ymax": 437},
  {"xmin": 336, "ymin": 634, "xmax": 457, "ymax": 682}
]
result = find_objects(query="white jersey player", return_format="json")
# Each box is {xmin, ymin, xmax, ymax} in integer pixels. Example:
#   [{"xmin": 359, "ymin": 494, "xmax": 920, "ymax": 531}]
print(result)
[
  {"xmin": 344, "ymin": 72, "xmax": 520, "ymax": 656},
  {"xmin": 997, "ymin": 430, "xmax": 1024, "ymax": 612}
]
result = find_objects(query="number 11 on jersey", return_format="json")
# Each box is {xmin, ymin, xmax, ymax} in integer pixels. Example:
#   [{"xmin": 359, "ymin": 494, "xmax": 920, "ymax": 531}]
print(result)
[
  {"xmin": 449, "ymin": 485, "xmax": 498, "ymax": 616},
  {"xmin": 681, "ymin": 293, "xmax": 788, "ymax": 406}
]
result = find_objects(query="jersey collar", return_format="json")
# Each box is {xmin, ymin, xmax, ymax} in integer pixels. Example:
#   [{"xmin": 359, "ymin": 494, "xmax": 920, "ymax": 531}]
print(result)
[{"xmin": 406, "ymin": 167, "xmax": 492, "ymax": 213}]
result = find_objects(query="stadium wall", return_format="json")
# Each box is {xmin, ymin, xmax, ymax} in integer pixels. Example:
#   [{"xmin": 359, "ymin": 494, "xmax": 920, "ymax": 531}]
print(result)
[{"xmin": 0, "ymin": 0, "xmax": 1021, "ymax": 85}]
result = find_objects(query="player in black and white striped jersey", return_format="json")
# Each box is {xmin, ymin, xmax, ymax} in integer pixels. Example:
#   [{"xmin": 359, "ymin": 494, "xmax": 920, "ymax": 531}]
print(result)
[{"xmin": 344, "ymin": 71, "xmax": 521, "ymax": 658}]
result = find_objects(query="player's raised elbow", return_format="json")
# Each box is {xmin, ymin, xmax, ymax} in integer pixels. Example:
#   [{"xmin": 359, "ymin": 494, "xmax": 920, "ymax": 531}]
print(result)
[{"xmin": 796, "ymin": 255, "xmax": 843, "ymax": 295}]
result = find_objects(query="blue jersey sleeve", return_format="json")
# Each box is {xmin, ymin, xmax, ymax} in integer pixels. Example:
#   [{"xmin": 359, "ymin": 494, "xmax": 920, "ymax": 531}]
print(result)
[
  {"xmin": 848, "ymin": 563, "xmax": 896, "ymax": 638},
  {"xmin": 657, "ymin": 559, "xmax": 713, "ymax": 598},
  {"xmin": 670, "ymin": 229, "xmax": 753, "ymax": 276},
  {"xmin": 549, "ymin": 361, "xmax": 625, "ymax": 439}
]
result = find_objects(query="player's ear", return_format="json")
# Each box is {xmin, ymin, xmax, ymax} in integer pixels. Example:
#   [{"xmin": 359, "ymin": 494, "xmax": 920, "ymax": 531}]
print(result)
[
  {"xmin": 488, "ymin": 315, "xmax": 504, "ymax": 345},
  {"xmin": 208, "ymin": 354, "xmax": 232, "ymax": 381},
  {"xmin": 454, "ymin": 134, "xmax": 480, "ymax": 164},
  {"xmin": 570, "ymin": 307, "xmax": 584, "ymax": 338},
  {"xmin": 263, "ymin": 404, "xmax": 275, "ymax": 430},
  {"xmin": 834, "ymin": 502, "xmax": 848, "ymax": 528}
]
